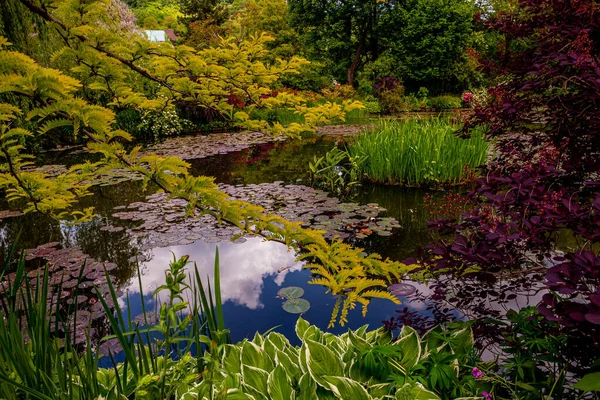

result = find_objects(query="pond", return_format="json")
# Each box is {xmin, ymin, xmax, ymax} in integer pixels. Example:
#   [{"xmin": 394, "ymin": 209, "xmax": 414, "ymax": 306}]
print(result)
[{"xmin": 0, "ymin": 127, "xmax": 534, "ymax": 350}]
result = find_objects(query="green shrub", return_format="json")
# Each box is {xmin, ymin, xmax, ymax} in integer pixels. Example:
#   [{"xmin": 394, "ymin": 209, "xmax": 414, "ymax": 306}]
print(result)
[
  {"xmin": 348, "ymin": 118, "xmax": 489, "ymax": 186},
  {"xmin": 362, "ymin": 100, "xmax": 381, "ymax": 114},
  {"xmin": 378, "ymin": 84, "xmax": 409, "ymax": 115},
  {"xmin": 429, "ymin": 95, "xmax": 462, "ymax": 110},
  {"xmin": 249, "ymin": 107, "xmax": 305, "ymax": 126}
]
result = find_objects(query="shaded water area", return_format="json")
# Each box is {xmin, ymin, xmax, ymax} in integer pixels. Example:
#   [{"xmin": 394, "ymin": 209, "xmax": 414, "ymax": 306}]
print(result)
[{"xmin": 0, "ymin": 128, "xmax": 534, "ymax": 350}]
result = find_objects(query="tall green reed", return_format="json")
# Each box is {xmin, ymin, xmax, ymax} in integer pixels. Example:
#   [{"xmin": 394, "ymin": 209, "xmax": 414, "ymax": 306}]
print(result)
[
  {"xmin": 348, "ymin": 118, "xmax": 489, "ymax": 186},
  {"xmin": 0, "ymin": 243, "xmax": 228, "ymax": 399}
]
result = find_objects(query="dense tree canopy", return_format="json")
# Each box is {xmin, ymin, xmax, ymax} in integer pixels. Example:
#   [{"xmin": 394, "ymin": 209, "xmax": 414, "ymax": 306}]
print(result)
[
  {"xmin": 379, "ymin": 0, "xmax": 475, "ymax": 92},
  {"xmin": 288, "ymin": 0, "xmax": 478, "ymax": 92},
  {"xmin": 288, "ymin": 0, "xmax": 381, "ymax": 86}
]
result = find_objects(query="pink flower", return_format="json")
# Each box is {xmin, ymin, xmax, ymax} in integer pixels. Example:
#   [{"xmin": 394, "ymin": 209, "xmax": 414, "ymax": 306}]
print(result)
[
  {"xmin": 463, "ymin": 93, "xmax": 473, "ymax": 103},
  {"xmin": 472, "ymin": 367, "xmax": 484, "ymax": 379},
  {"xmin": 482, "ymin": 392, "xmax": 492, "ymax": 400}
]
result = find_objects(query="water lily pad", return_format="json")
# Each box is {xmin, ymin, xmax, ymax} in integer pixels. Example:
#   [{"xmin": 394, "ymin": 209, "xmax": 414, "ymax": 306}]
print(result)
[
  {"xmin": 277, "ymin": 286, "xmax": 304, "ymax": 299},
  {"xmin": 282, "ymin": 298, "xmax": 311, "ymax": 314},
  {"xmin": 388, "ymin": 283, "xmax": 417, "ymax": 297}
]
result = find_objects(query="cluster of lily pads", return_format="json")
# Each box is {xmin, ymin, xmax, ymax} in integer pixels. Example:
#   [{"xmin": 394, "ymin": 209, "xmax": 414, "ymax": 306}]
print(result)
[
  {"xmin": 276, "ymin": 286, "xmax": 310, "ymax": 314},
  {"xmin": 145, "ymin": 131, "xmax": 288, "ymax": 160},
  {"xmin": 108, "ymin": 182, "xmax": 400, "ymax": 251},
  {"xmin": 0, "ymin": 243, "xmax": 120, "ymax": 346},
  {"xmin": 315, "ymin": 124, "xmax": 371, "ymax": 138}
]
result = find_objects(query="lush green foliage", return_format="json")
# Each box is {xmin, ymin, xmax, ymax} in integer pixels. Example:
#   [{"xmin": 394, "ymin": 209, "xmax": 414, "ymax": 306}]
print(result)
[
  {"xmin": 0, "ymin": 30, "xmax": 409, "ymax": 326},
  {"xmin": 429, "ymin": 96, "xmax": 462, "ymax": 110},
  {"xmin": 0, "ymin": 244, "xmax": 486, "ymax": 399},
  {"xmin": 288, "ymin": 0, "xmax": 480, "ymax": 92},
  {"xmin": 308, "ymin": 146, "xmax": 362, "ymax": 198},
  {"xmin": 348, "ymin": 119, "xmax": 489, "ymax": 186},
  {"xmin": 377, "ymin": 0, "xmax": 475, "ymax": 92}
]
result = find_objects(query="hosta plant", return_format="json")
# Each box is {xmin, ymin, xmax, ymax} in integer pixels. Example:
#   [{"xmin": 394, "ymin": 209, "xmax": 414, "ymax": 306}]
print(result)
[{"xmin": 178, "ymin": 317, "xmax": 486, "ymax": 400}]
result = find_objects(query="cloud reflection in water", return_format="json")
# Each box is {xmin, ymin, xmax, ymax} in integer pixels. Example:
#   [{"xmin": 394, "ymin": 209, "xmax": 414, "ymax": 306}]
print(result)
[{"xmin": 123, "ymin": 237, "xmax": 303, "ymax": 310}]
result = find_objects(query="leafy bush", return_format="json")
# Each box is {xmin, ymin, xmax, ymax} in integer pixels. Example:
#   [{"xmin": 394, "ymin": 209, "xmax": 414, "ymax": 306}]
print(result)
[
  {"xmin": 429, "ymin": 95, "xmax": 462, "ymax": 110},
  {"xmin": 321, "ymin": 83, "xmax": 357, "ymax": 101},
  {"xmin": 138, "ymin": 109, "xmax": 195, "ymax": 139},
  {"xmin": 373, "ymin": 77, "xmax": 409, "ymax": 115},
  {"xmin": 185, "ymin": 318, "xmax": 484, "ymax": 400},
  {"xmin": 349, "ymin": 119, "xmax": 489, "ymax": 186},
  {"xmin": 378, "ymin": 87, "xmax": 408, "ymax": 114},
  {"xmin": 361, "ymin": 100, "xmax": 380, "ymax": 114}
]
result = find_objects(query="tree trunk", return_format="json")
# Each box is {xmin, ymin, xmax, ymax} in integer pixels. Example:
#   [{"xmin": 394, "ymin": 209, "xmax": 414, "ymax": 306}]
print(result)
[{"xmin": 347, "ymin": 27, "xmax": 368, "ymax": 86}]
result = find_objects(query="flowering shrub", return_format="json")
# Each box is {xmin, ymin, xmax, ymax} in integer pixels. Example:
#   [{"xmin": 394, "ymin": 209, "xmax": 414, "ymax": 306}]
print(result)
[
  {"xmin": 462, "ymin": 92, "xmax": 473, "ymax": 106},
  {"xmin": 137, "ymin": 109, "xmax": 195, "ymax": 139},
  {"xmin": 98, "ymin": 0, "xmax": 140, "ymax": 36}
]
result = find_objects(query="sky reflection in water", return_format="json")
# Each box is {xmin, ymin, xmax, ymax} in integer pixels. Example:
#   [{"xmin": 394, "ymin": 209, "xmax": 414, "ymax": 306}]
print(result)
[{"xmin": 122, "ymin": 237, "xmax": 424, "ymax": 344}]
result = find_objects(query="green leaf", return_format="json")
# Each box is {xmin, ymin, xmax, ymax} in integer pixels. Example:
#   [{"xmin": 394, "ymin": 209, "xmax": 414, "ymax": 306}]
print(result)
[
  {"xmin": 299, "ymin": 341, "xmax": 309, "ymax": 374},
  {"xmin": 395, "ymin": 382, "xmax": 441, "ymax": 400},
  {"xmin": 267, "ymin": 365, "xmax": 295, "ymax": 400},
  {"xmin": 451, "ymin": 327, "xmax": 473, "ymax": 355},
  {"xmin": 275, "ymin": 349, "xmax": 302, "ymax": 382},
  {"xmin": 242, "ymin": 365, "xmax": 269, "ymax": 396},
  {"xmin": 223, "ymin": 388, "xmax": 256, "ymax": 399},
  {"xmin": 397, "ymin": 327, "xmax": 422, "ymax": 369},
  {"xmin": 223, "ymin": 344, "xmax": 242, "ymax": 374},
  {"xmin": 296, "ymin": 317, "xmax": 310, "ymax": 340},
  {"xmin": 370, "ymin": 383, "xmax": 394, "ymax": 397},
  {"xmin": 277, "ymin": 286, "xmax": 305, "ymax": 299},
  {"xmin": 304, "ymin": 339, "xmax": 344, "ymax": 388},
  {"xmin": 515, "ymin": 381, "xmax": 537, "ymax": 392},
  {"xmin": 241, "ymin": 340, "xmax": 267, "ymax": 370},
  {"xmin": 297, "ymin": 373, "xmax": 317, "ymax": 400},
  {"xmin": 348, "ymin": 329, "xmax": 372, "ymax": 352},
  {"xmin": 575, "ymin": 372, "xmax": 600, "ymax": 391},
  {"xmin": 323, "ymin": 376, "xmax": 371, "ymax": 400},
  {"xmin": 283, "ymin": 298, "xmax": 311, "ymax": 314},
  {"xmin": 302, "ymin": 325, "xmax": 323, "ymax": 342}
]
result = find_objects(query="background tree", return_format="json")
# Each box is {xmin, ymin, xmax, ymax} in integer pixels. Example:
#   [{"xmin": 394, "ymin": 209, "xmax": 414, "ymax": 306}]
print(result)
[
  {"xmin": 377, "ymin": 0, "xmax": 475, "ymax": 93},
  {"xmin": 178, "ymin": 0, "xmax": 229, "ymax": 29},
  {"xmin": 288, "ymin": 0, "xmax": 382, "ymax": 86}
]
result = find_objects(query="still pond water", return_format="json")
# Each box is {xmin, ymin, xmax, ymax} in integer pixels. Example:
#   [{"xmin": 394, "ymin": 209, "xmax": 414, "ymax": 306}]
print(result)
[{"xmin": 0, "ymin": 133, "xmax": 454, "ymax": 345}]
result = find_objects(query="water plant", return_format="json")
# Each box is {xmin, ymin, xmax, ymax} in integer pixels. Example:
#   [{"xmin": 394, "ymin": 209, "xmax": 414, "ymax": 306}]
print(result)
[
  {"xmin": 276, "ymin": 286, "xmax": 310, "ymax": 314},
  {"xmin": 348, "ymin": 118, "xmax": 489, "ymax": 186},
  {"xmin": 0, "ymin": 244, "xmax": 229, "ymax": 399},
  {"xmin": 308, "ymin": 146, "xmax": 362, "ymax": 197}
]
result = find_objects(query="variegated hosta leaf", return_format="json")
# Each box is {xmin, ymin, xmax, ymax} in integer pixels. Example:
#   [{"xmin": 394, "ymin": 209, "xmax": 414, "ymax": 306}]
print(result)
[
  {"xmin": 304, "ymin": 339, "xmax": 344, "ymax": 388},
  {"xmin": 396, "ymin": 326, "xmax": 422, "ymax": 370},
  {"xmin": 322, "ymin": 375, "xmax": 371, "ymax": 400},
  {"xmin": 267, "ymin": 365, "xmax": 294, "ymax": 400}
]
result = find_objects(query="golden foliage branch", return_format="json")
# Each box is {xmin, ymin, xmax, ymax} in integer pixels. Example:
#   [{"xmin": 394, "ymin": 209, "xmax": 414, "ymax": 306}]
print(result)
[{"xmin": 18, "ymin": 0, "xmax": 363, "ymax": 137}]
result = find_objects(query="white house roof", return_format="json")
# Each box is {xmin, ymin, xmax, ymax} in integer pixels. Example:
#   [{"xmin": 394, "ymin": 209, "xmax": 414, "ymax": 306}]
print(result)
[{"xmin": 144, "ymin": 30, "xmax": 167, "ymax": 42}]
